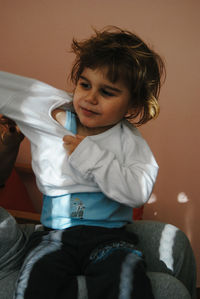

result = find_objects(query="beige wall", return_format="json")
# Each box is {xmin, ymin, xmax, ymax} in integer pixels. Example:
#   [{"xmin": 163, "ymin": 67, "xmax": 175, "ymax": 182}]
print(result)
[{"xmin": 1, "ymin": 0, "xmax": 200, "ymax": 285}]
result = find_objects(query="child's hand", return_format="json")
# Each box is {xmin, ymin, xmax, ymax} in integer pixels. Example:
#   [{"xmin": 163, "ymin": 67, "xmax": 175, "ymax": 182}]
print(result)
[{"xmin": 63, "ymin": 135, "xmax": 85, "ymax": 155}]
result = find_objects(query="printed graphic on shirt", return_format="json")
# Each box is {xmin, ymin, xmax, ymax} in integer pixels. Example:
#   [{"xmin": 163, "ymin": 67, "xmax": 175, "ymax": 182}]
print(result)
[{"xmin": 71, "ymin": 197, "xmax": 85, "ymax": 219}]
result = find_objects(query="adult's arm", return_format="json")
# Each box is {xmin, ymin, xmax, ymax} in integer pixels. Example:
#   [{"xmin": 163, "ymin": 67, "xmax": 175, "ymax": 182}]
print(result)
[{"xmin": 0, "ymin": 115, "xmax": 24, "ymax": 186}]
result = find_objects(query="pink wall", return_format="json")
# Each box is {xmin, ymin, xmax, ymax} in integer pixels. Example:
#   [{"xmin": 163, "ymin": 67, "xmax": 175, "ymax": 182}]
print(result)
[{"xmin": 1, "ymin": 0, "xmax": 200, "ymax": 285}]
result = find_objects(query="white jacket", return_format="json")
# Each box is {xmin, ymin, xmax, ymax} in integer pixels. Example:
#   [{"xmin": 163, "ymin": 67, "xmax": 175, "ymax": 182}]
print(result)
[{"xmin": 0, "ymin": 71, "xmax": 158, "ymax": 208}]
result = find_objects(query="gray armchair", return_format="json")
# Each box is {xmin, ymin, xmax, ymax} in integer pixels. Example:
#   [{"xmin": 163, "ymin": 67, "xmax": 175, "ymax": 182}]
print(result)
[
  {"xmin": 0, "ymin": 208, "xmax": 197, "ymax": 299},
  {"xmin": 126, "ymin": 221, "xmax": 196, "ymax": 299},
  {"xmin": 77, "ymin": 221, "xmax": 196, "ymax": 299}
]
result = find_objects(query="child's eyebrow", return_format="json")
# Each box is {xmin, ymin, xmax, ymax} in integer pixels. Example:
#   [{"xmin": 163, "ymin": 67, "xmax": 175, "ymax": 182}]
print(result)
[
  {"xmin": 79, "ymin": 75, "xmax": 122, "ymax": 93},
  {"xmin": 79, "ymin": 75, "xmax": 89, "ymax": 81},
  {"xmin": 102, "ymin": 85, "xmax": 122, "ymax": 93}
]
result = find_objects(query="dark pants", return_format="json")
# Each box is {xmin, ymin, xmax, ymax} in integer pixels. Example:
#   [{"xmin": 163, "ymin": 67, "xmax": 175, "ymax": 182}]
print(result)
[{"xmin": 14, "ymin": 225, "xmax": 154, "ymax": 299}]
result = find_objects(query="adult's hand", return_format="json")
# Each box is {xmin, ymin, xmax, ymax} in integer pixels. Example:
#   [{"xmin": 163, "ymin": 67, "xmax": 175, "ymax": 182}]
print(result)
[{"xmin": 0, "ymin": 116, "xmax": 24, "ymax": 186}]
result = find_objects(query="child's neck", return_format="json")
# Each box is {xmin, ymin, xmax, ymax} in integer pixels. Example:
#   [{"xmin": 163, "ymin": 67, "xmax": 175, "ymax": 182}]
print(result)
[
  {"xmin": 52, "ymin": 108, "xmax": 114, "ymax": 137},
  {"xmin": 76, "ymin": 118, "xmax": 113, "ymax": 137}
]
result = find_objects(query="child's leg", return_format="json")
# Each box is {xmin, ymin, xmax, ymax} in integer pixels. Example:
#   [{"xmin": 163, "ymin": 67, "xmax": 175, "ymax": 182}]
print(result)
[
  {"xmin": 14, "ymin": 229, "xmax": 80, "ymax": 299},
  {"xmin": 126, "ymin": 221, "xmax": 197, "ymax": 299},
  {"xmin": 0, "ymin": 207, "xmax": 34, "ymax": 299},
  {"xmin": 84, "ymin": 241, "xmax": 154, "ymax": 299}
]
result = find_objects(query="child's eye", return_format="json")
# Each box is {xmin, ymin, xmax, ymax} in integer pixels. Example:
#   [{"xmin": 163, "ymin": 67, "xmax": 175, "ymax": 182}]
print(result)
[
  {"xmin": 80, "ymin": 82, "xmax": 90, "ymax": 89},
  {"xmin": 101, "ymin": 89, "xmax": 115, "ymax": 97}
]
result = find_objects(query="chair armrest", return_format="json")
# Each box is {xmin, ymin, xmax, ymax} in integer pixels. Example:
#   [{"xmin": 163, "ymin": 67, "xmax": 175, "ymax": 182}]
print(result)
[
  {"xmin": 126, "ymin": 220, "xmax": 196, "ymax": 298},
  {"xmin": 7, "ymin": 209, "xmax": 41, "ymax": 224}
]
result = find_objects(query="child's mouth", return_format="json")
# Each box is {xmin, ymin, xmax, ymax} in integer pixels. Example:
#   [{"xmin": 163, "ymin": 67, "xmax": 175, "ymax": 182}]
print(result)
[{"xmin": 81, "ymin": 107, "xmax": 99, "ymax": 116}]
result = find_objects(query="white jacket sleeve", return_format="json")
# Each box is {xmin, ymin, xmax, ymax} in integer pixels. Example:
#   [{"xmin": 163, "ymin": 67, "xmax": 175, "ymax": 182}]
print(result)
[
  {"xmin": 0, "ymin": 71, "xmax": 39, "ymax": 111},
  {"xmin": 68, "ymin": 131, "xmax": 158, "ymax": 208},
  {"xmin": 0, "ymin": 71, "xmax": 67, "ymax": 115}
]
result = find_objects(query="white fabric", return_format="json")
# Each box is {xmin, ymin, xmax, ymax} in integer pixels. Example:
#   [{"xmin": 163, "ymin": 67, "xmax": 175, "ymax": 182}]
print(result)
[{"xmin": 0, "ymin": 71, "xmax": 158, "ymax": 208}]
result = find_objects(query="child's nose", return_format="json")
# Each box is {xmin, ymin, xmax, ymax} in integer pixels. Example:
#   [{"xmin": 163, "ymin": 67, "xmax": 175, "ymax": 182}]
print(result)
[{"xmin": 85, "ymin": 91, "xmax": 98, "ymax": 105}]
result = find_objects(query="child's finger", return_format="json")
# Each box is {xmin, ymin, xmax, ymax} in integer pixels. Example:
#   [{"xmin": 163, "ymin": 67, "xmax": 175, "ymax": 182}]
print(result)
[
  {"xmin": 63, "ymin": 135, "xmax": 76, "ymax": 143},
  {"xmin": 75, "ymin": 135, "xmax": 85, "ymax": 141},
  {"xmin": 63, "ymin": 134, "xmax": 84, "ymax": 143}
]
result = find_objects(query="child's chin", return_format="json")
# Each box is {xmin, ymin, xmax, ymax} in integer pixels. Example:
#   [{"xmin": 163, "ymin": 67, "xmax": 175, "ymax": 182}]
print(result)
[{"xmin": 80, "ymin": 119, "xmax": 96, "ymax": 128}]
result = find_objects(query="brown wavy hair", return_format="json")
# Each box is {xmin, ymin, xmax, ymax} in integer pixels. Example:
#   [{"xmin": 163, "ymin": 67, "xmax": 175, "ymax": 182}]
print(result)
[{"xmin": 70, "ymin": 26, "xmax": 165, "ymax": 126}]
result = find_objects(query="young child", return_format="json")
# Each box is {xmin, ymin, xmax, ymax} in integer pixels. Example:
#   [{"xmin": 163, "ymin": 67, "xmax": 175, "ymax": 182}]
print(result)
[{"xmin": 0, "ymin": 26, "xmax": 165, "ymax": 299}]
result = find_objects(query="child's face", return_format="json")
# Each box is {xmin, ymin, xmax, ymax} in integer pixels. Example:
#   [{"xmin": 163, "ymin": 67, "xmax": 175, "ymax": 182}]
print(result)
[{"xmin": 73, "ymin": 67, "xmax": 131, "ymax": 135}]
